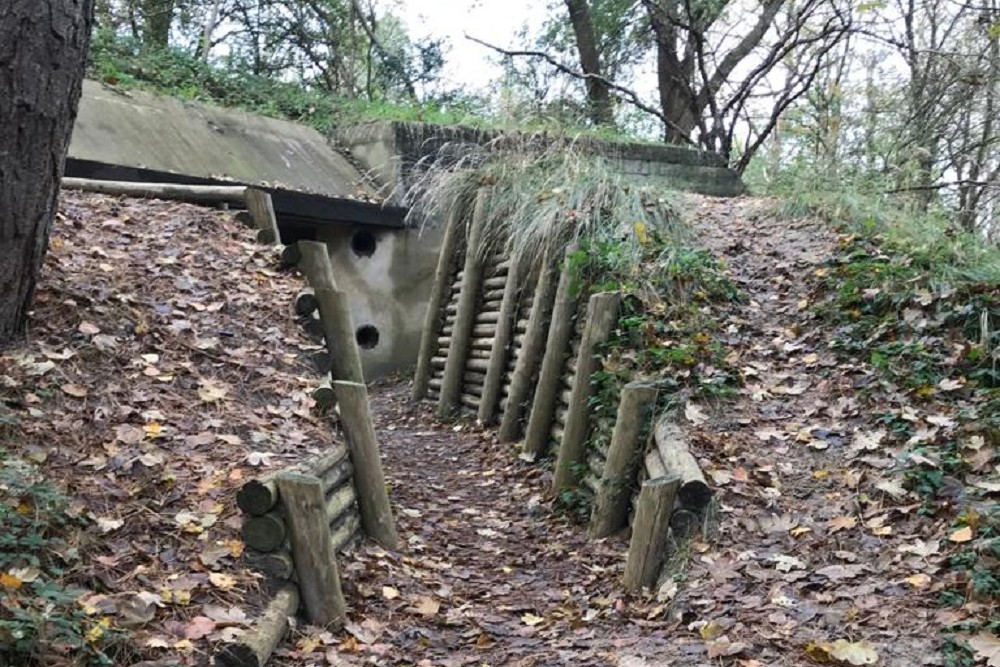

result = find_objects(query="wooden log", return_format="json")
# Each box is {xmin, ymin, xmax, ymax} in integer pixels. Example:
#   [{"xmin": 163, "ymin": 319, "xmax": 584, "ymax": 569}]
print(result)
[
  {"xmin": 280, "ymin": 244, "xmax": 301, "ymax": 269},
  {"xmin": 470, "ymin": 337, "xmax": 494, "ymax": 350},
  {"xmin": 295, "ymin": 289, "xmax": 319, "ymax": 317},
  {"xmin": 460, "ymin": 393, "xmax": 479, "ymax": 410},
  {"xmin": 325, "ymin": 482, "xmax": 357, "ymax": 524},
  {"xmin": 465, "ymin": 358, "xmax": 489, "ymax": 372},
  {"xmin": 483, "ymin": 276, "xmax": 506, "ymax": 290},
  {"xmin": 314, "ymin": 288, "xmax": 365, "ymax": 384},
  {"xmin": 236, "ymin": 444, "xmax": 348, "ymax": 516},
  {"xmin": 313, "ymin": 380, "xmax": 336, "ymax": 411},
  {"xmin": 309, "ymin": 350, "xmax": 333, "ymax": 375},
  {"xmin": 245, "ymin": 189, "xmax": 281, "ymax": 245},
  {"xmin": 299, "ymin": 316, "xmax": 325, "ymax": 342},
  {"xmin": 590, "ymin": 383, "xmax": 659, "ymax": 538},
  {"xmin": 624, "ymin": 476, "xmax": 681, "ymax": 592},
  {"xmin": 655, "ymin": 422, "xmax": 713, "ymax": 510},
  {"xmin": 464, "ymin": 383, "xmax": 483, "ymax": 398},
  {"xmin": 439, "ymin": 189, "xmax": 489, "ymax": 417},
  {"xmin": 330, "ymin": 511, "xmax": 361, "ymax": 553},
  {"xmin": 523, "ymin": 245, "xmax": 584, "ymax": 456},
  {"xmin": 215, "ymin": 584, "xmax": 299, "ymax": 667},
  {"xmin": 483, "ymin": 288, "xmax": 505, "ymax": 301},
  {"xmin": 334, "ymin": 381, "xmax": 398, "ymax": 549},
  {"xmin": 275, "ymin": 473, "xmax": 346, "ymax": 627},
  {"xmin": 414, "ymin": 201, "xmax": 466, "ymax": 399},
  {"xmin": 480, "ymin": 258, "xmax": 521, "ymax": 424},
  {"xmin": 499, "ymin": 246, "xmax": 562, "ymax": 442},
  {"xmin": 475, "ymin": 311, "xmax": 501, "ymax": 324},
  {"xmin": 468, "ymin": 348, "xmax": 491, "ymax": 360},
  {"xmin": 61, "ymin": 177, "xmax": 250, "ymax": 204},
  {"xmin": 429, "ymin": 378, "xmax": 443, "ymax": 390},
  {"xmin": 480, "ymin": 299, "xmax": 503, "ymax": 311},
  {"xmin": 463, "ymin": 371, "xmax": 487, "ymax": 385},
  {"xmin": 245, "ymin": 549, "xmax": 295, "ymax": 581},
  {"xmin": 318, "ymin": 457, "xmax": 353, "ymax": 495},
  {"xmin": 431, "ymin": 356, "xmax": 447, "ymax": 369},
  {"xmin": 551, "ymin": 293, "xmax": 621, "ymax": 493},
  {"xmin": 241, "ymin": 513, "xmax": 287, "ymax": 553},
  {"xmin": 645, "ymin": 449, "xmax": 667, "ymax": 479},
  {"xmin": 297, "ymin": 240, "xmax": 339, "ymax": 290},
  {"xmin": 233, "ymin": 210, "xmax": 253, "ymax": 227},
  {"xmin": 670, "ymin": 508, "xmax": 702, "ymax": 539}
]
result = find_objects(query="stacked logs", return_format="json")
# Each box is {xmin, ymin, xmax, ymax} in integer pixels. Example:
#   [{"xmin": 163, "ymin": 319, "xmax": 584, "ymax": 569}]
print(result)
[
  {"xmin": 458, "ymin": 254, "xmax": 509, "ymax": 413},
  {"xmin": 238, "ymin": 443, "xmax": 362, "ymax": 579}
]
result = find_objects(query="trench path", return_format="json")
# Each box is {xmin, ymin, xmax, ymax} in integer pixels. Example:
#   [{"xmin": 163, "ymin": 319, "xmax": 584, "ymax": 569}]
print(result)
[{"xmin": 326, "ymin": 196, "xmax": 943, "ymax": 666}]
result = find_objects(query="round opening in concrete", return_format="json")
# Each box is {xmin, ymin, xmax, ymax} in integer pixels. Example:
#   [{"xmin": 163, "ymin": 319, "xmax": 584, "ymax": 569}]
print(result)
[
  {"xmin": 356, "ymin": 325, "xmax": 380, "ymax": 350},
  {"xmin": 351, "ymin": 231, "xmax": 377, "ymax": 258}
]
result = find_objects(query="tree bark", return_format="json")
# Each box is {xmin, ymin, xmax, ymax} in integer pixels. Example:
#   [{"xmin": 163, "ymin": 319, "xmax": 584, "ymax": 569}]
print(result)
[
  {"xmin": 0, "ymin": 0, "xmax": 94, "ymax": 343},
  {"xmin": 565, "ymin": 0, "xmax": 615, "ymax": 126},
  {"xmin": 140, "ymin": 0, "xmax": 173, "ymax": 49}
]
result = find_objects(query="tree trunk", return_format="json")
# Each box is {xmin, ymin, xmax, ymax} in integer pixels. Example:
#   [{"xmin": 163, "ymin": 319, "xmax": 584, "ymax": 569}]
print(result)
[
  {"xmin": 0, "ymin": 0, "xmax": 94, "ymax": 343},
  {"xmin": 564, "ymin": 0, "xmax": 614, "ymax": 126},
  {"xmin": 140, "ymin": 0, "xmax": 172, "ymax": 49}
]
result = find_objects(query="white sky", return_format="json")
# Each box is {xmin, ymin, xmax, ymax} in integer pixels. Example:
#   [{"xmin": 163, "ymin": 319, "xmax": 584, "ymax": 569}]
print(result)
[{"xmin": 386, "ymin": 0, "xmax": 549, "ymax": 92}]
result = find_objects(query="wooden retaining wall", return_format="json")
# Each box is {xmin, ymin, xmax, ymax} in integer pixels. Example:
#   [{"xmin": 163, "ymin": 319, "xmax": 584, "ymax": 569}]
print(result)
[{"xmin": 412, "ymin": 189, "xmax": 716, "ymax": 597}]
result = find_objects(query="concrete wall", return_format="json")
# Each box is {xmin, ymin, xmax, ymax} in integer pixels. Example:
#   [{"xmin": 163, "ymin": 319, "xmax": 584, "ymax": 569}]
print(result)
[
  {"xmin": 318, "ymin": 225, "xmax": 443, "ymax": 380},
  {"xmin": 335, "ymin": 121, "xmax": 745, "ymax": 201},
  {"xmin": 72, "ymin": 80, "xmax": 372, "ymax": 198}
]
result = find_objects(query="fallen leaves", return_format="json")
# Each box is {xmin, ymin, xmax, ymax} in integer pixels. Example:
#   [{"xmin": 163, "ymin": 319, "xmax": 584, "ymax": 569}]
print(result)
[{"xmin": 805, "ymin": 639, "xmax": 879, "ymax": 665}]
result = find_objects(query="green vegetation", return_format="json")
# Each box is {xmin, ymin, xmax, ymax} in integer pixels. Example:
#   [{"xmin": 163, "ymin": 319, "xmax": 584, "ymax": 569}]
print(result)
[{"xmin": 0, "ymin": 452, "xmax": 115, "ymax": 665}]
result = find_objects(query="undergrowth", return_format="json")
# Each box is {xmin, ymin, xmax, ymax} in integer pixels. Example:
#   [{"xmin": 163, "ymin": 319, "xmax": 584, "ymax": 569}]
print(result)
[
  {"xmin": 0, "ymin": 451, "xmax": 116, "ymax": 665},
  {"xmin": 795, "ymin": 188, "xmax": 1000, "ymax": 665}
]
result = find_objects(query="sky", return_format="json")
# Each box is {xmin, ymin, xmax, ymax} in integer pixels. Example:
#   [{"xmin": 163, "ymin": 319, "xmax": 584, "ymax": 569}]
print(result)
[{"xmin": 386, "ymin": 0, "xmax": 550, "ymax": 92}]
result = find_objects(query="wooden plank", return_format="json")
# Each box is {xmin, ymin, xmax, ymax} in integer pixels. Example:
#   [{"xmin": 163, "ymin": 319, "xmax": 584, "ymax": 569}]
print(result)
[{"xmin": 624, "ymin": 476, "xmax": 680, "ymax": 592}]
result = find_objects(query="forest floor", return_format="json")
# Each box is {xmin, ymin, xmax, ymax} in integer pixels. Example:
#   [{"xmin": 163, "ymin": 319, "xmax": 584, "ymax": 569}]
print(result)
[{"xmin": 0, "ymin": 192, "xmax": 993, "ymax": 667}]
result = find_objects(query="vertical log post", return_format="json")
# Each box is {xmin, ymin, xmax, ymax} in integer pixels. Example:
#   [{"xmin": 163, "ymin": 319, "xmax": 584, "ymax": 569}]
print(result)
[
  {"xmin": 297, "ymin": 240, "xmax": 339, "ymax": 290},
  {"xmin": 551, "ymin": 291, "xmax": 622, "ymax": 492},
  {"xmin": 522, "ymin": 245, "xmax": 582, "ymax": 455},
  {"xmin": 623, "ymin": 475, "xmax": 680, "ymax": 592},
  {"xmin": 589, "ymin": 382, "xmax": 659, "ymax": 538},
  {"xmin": 313, "ymin": 288, "xmax": 364, "ymax": 384},
  {"xmin": 413, "ymin": 200, "xmax": 466, "ymax": 400},
  {"xmin": 274, "ymin": 473, "xmax": 346, "ymax": 627},
  {"xmin": 296, "ymin": 241, "xmax": 364, "ymax": 385},
  {"xmin": 245, "ymin": 189, "xmax": 281, "ymax": 245},
  {"xmin": 333, "ymin": 380, "xmax": 399, "ymax": 549},
  {"xmin": 478, "ymin": 257, "xmax": 521, "ymax": 424},
  {"xmin": 498, "ymin": 247, "xmax": 559, "ymax": 442},
  {"xmin": 438, "ymin": 189, "xmax": 489, "ymax": 417}
]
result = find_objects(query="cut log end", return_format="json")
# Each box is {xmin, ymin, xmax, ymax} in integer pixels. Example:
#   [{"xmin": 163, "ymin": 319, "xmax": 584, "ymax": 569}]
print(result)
[{"xmin": 236, "ymin": 479, "xmax": 278, "ymax": 517}]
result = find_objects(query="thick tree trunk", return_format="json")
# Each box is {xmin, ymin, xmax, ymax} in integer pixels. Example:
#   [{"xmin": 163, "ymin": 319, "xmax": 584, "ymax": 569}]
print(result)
[
  {"xmin": 564, "ymin": 0, "xmax": 614, "ymax": 126},
  {"xmin": 140, "ymin": 0, "xmax": 173, "ymax": 49},
  {"xmin": 0, "ymin": 0, "xmax": 94, "ymax": 343}
]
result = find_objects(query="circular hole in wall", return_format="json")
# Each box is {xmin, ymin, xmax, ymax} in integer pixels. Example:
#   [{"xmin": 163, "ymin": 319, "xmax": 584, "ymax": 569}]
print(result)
[
  {"xmin": 351, "ymin": 231, "xmax": 377, "ymax": 258},
  {"xmin": 356, "ymin": 325, "xmax": 380, "ymax": 350}
]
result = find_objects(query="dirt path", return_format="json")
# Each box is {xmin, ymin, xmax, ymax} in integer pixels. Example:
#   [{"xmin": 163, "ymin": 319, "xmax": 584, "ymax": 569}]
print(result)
[{"xmin": 292, "ymin": 196, "xmax": 948, "ymax": 667}]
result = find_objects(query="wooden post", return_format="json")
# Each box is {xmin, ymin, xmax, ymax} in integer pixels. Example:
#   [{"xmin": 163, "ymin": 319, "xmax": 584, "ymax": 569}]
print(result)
[
  {"xmin": 478, "ymin": 257, "xmax": 520, "ymax": 424},
  {"xmin": 297, "ymin": 240, "xmax": 339, "ymax": 290},
  {"xmin": 314, "ymin": 288, "xmax": 365, "ymax": 384},
  {"xmin": 498, "ymin": 247, "xmax": 559, "ymax": 442},
  {"xmin": 624, "ymin": 475, "xmax": 680, "ymax": 592},
  {"xmin": 413, "ymin": 200, "xmax": 466, "ymax": 400},
  {"xmin": 551, "ymin": 291, "xmax": 622, "ymax": 492},
  {"xmin": 295, "ymin": 289, "xmax": 318, "ymax": 317},
  {"xmin": 589, "ymin": 382, "xmax": 659, "ymax": 538},
  {"xmin": 215, "ymin": 584, "xmax": 299, "ymax": 667},
  {"xmin": 438, "ymin": 189, "xmax": 489, "ymax": 417},
  {"xmin": 333, "ymin": 381, "xmax": 399, "ymax": 549},
  {"xmin": 245, "ymin": 189, "xmax": 281, "ymax": 245},
  {"xmin": 275, "ymin": 473, "xmax": 346, "ymax": 627},
  {"xmin": 522, "ymin": 245, "xmax": 582, "ymax": 455}
]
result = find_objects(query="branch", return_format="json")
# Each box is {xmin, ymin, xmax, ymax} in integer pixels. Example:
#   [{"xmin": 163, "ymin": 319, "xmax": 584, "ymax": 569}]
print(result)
[
  {"xmin": 464, "ymin": 34, "xmax": 695, "ymax": 144},
  {"xmin": 885, "ymin": 179, "xmax": 1000, "ymax": 193}
]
